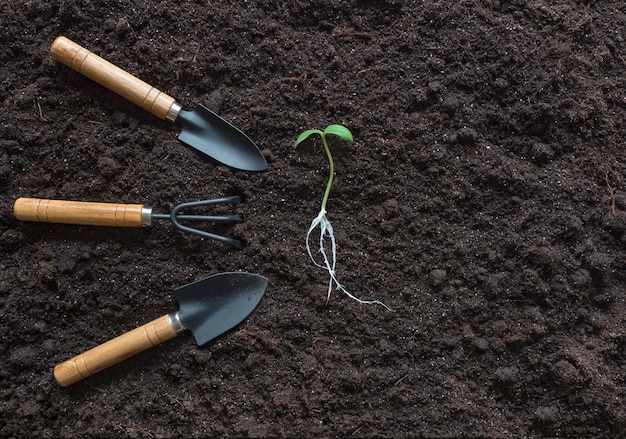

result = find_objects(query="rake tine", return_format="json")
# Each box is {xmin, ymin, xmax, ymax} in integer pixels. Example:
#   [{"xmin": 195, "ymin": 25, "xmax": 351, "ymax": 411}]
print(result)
[{"xmin": 153, "ymin": 196, "xmax": 244, "ymax": 249}]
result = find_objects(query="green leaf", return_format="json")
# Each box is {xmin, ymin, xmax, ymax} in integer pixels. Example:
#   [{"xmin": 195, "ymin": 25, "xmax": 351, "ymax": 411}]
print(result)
[
  {"xmin": 323, "ymin": 124, "xmax": 353, "ymax": 142},
  {"xmin": 295, "ymin": 129, "xmax": 323, "ymax": 147}
]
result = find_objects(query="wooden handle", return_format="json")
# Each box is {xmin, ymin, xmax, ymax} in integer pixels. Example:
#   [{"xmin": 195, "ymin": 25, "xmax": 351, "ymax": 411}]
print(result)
[
  {"xmin": 14, "ymin": 198, "xmax": 148, "ymax": 227},
  {"xmin": 50, "ymin": 36, "xmax": 178, "ymax": 120},
  {"xmin": 54, "ymin": 314, "xmax": 179, "ymax": 387}
]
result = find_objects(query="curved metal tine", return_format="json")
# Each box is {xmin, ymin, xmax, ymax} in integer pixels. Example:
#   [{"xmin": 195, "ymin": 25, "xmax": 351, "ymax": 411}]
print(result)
[
  {"xmin": 167, "ymin": 196, "xmax": 243, "ymax": 249},
  {"xmin": 152, "ymin": 196, "xmax": 242, "ymax": 222},
  {"xmin": 177, "ymin": 196, "xmax": 242, "ymax": 209},
  {"xmin": 172, "ymin": 221, "xmax": 243, "ymax": 249},
  {"xmin": 158, "ymin": 214, "xmax": 242, "ymax": 223}
]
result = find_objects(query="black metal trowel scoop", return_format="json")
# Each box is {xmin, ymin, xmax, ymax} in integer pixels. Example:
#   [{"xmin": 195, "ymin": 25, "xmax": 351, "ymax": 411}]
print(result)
[
  {"xmin": 50, "ymin": 36, "xmax": 267, "ymax": 171},
  {"xmin": 54, "ymin": 272, "xmax": 268, "ymax": 386}
]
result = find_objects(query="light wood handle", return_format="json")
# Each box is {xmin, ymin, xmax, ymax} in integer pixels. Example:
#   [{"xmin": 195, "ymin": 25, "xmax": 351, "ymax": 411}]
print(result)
[
  {"xmin": 50, "ymin": 36, "xmax": 177, "ymax": 120},
  {"xmin": 54, "ymin": 314, "xmax": 178, "ymax": 387},
  {"xmin": 14, "ymin": 198, "xmax": 148, "ymax": 227}
]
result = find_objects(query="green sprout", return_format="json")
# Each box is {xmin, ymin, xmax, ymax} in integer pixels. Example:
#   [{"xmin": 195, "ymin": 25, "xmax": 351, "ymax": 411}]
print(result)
[{"xmin": 296, "ymin": 124, "xmax": 389, "ymax": 309}]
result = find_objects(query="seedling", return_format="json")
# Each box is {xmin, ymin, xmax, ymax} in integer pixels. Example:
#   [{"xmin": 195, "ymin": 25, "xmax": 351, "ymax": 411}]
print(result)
[{"xmin": 295, "ymin": 124, "xmax": 389, "ymax": 309}]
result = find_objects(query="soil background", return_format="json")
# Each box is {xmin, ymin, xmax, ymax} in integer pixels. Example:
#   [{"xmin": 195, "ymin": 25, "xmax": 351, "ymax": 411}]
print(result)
[{"xmin": 1, "ymin": 1, "xmax": 625, "ymax": 437}]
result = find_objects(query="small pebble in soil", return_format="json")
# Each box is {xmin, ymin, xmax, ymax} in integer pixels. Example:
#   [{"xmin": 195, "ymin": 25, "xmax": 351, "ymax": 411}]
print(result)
[
  {"xmin": 494, "ymin": 365, "xmax": 520, "ymax": 383},
  {"xmin": 97, "ymin": 156, "xmax": 121, "ymax": 178},
  {"xmin": 472, "ymin": 337, "xmax": 490, "ymax": 351},
  {"xmin": 551, "ymin": 359, "xmax": 584, "ymax": 386},
  {"xmin": 429, "ymin": 268, "xmax": 447, "ymax": 287},
  {"xmin": 534, "ymin": 405, "xmax": 560, "ymax": 423}
]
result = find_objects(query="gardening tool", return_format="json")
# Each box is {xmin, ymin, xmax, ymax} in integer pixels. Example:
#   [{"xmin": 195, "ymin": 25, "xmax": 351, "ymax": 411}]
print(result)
[
  {"xmin": 13, "ymin": 196, "xmax": 244, "ymax": 248},
  {"xmin": 49, "ymin": 36, "xmax": 267, "ymax": 172},
  {"xmin": 54, "ymin": 272, "xmax": 268, "ymax": 386}
]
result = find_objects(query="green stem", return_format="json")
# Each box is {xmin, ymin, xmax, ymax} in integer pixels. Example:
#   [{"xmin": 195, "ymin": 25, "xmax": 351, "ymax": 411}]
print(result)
[{"xmin": 320, "ymin": 133, "xmax": 334, "ymax": 213}]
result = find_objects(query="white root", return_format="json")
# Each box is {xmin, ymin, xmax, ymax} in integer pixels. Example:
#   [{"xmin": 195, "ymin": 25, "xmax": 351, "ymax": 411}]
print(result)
[{"xmin": 306, "ymin": 210, "xmax": 390, "ymax": 310}]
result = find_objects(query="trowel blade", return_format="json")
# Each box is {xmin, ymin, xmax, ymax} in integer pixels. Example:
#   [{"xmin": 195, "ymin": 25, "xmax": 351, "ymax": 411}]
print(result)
[
  {"xmin": 173, "ymin": 272, "xmax": 268, "ymax": 346},
  {"xmin": 176, "ymin": 104, "xmax": 267, "ymax": 171}
]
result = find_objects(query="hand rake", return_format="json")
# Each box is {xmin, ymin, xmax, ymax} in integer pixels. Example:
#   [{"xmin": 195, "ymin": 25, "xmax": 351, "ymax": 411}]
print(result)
[{"xmin": 14, "ymin": 196, "xmax": 244, "ymax": 248}]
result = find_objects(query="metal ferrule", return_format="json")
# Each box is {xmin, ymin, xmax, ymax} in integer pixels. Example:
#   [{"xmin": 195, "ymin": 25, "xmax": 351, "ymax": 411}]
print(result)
[
  {"xmin": 141, "ymin": 206, "xmax": 153, "ymax": 226},
  {"xmin": 166, "ymin": 102, "xmax": 182, "ymax": 122},
  {"xmin": 167, "ymin": 312, "xmax": 186, "ymax": 334}
]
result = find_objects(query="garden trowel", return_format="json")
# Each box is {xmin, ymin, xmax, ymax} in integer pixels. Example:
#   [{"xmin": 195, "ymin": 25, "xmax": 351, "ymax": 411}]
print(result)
[
  {"xmin": 50, "ymin": 36, "xmax": 267, "ymax": 171},
  {"xmin": 54, "ymin": 272, "xmax": 268, "ymax": 386}
]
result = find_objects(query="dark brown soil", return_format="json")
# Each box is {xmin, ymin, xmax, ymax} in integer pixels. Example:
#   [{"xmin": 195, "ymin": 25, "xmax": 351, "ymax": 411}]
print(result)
[{"xmin": 1, "ymin": 1, "xmax": 624, "ymax": 437}]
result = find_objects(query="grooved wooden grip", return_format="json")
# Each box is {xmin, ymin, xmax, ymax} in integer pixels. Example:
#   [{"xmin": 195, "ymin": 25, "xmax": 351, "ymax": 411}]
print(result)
[
  {"xmin": 50, "ymin": 36, "xmax": 177, "ymax": 120},
  {"xmin": 54, "ymin": 314, "xmax": 178, "ymax": 387},
  {"xmin": 14, "ymin": 198, "xmax": 146, "ymax": 227}
]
